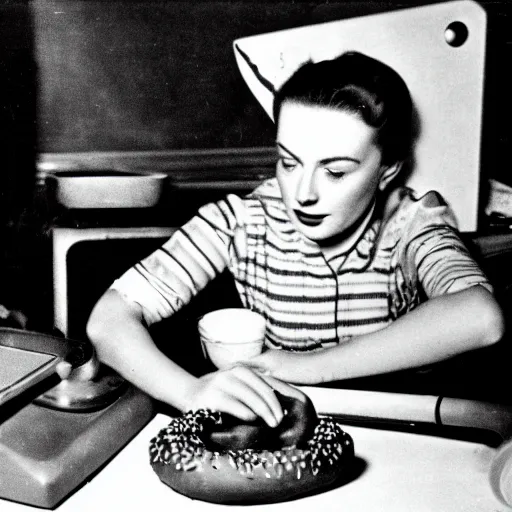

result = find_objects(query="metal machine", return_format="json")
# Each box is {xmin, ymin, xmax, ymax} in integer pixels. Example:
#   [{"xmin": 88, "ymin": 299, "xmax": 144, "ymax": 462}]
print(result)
[{"xmin": 0, "ymin": 328, "xmax": 153, "ymax": 508}]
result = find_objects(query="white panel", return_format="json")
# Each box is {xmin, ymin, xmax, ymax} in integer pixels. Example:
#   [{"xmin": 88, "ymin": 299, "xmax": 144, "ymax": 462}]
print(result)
[{"xmin": 233, "ymin": 0, "xmax": 486, "ymax": 232}]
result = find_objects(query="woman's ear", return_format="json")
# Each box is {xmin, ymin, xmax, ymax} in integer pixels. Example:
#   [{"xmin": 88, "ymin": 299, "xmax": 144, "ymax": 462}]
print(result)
[{"xmin": 378, "ymin": 162, "xmax": 403, "ymax": 191}]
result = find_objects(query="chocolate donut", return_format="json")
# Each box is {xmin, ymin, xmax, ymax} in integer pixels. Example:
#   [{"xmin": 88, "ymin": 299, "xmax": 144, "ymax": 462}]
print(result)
[{"xmin": 149, "ymin": 393, "xmax": 354, "ymax": 504}]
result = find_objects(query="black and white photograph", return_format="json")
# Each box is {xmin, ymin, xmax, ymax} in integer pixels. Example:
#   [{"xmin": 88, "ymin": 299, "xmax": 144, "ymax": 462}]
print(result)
[{"xmin": 1, "ymin": 1, "xmax": 512, "ymax": 510}]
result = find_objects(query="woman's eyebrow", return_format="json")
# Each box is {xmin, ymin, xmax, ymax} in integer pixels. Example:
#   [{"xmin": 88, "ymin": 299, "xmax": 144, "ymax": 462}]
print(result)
[
  {"xmin": 319, "ymin": 156, "xmax": 361, "ymax": 165},
  {"xmin": 276, "ymin": 143, "xmax": 302, "ymax": 164},
  {"xmin": 276, "ymin": 142, "xmax": 361, "ymax": 166}
]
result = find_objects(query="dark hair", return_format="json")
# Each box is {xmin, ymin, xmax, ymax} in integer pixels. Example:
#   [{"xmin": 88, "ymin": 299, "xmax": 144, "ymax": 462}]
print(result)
[{"xmin": 273, "ymin": 51, "xmax": 413, "ymax": 166}]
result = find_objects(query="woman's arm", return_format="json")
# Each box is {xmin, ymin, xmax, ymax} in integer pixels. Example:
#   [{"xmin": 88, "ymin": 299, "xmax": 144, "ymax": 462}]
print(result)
[
  {"xmin": 86, "ymin": 289, "xmax": 286, "ymax": 426},
  {"xmin": 245, "ymin": 285, "xmax": 505, "ymax": 384}
]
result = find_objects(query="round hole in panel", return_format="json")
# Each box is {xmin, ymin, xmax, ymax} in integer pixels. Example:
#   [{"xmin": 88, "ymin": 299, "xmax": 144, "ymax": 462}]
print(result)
[{"xmin": 444, "ymin": 21, "xmax": 469, "ymax": 47}]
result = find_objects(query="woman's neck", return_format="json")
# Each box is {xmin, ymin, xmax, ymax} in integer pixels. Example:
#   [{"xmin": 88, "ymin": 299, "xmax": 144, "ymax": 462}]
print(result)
[{"xmin": 319, "ymin": 200, "xmax": 376, "ymax": 261}]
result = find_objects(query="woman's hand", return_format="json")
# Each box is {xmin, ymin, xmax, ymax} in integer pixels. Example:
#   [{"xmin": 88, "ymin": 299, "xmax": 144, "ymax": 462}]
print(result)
[
  {"xmin": 242, "ymin": 349, "xmax": 321, "ymax": 385},
  {"xmin": 184, "ymin": 364, "xmax": 314, "ymax": 428},
  {"xmin": 185, "ymin": 365, "xmax": 284, "ymax": 427}
]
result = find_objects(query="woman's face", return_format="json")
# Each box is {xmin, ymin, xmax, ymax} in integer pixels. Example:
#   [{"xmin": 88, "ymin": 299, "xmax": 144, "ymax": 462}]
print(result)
[{"xmin": 276, "ymin": 101, "xmax": 389, "ymax": 246}]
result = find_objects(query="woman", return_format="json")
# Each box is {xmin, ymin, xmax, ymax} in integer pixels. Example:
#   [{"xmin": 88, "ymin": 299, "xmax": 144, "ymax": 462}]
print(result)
[{"xmin": 87, "ymin": 52, "xmax": 504, "ymax": 429}]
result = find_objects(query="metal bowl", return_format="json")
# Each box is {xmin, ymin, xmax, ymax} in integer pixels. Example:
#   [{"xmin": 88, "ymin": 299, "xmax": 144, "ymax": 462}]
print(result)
[{"xmin": 49, "ymin": 170, "xmax": 167, "ymax": 209}]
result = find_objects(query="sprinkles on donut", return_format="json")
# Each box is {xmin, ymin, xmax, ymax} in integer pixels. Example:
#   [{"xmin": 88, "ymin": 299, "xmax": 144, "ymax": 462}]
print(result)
[{"xmin": 149, "ymin": 393, "xmax": 354, "ymax": 504}]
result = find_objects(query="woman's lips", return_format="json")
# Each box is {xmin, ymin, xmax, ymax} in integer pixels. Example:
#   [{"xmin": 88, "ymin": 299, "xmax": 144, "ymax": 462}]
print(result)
[{"xmin": 293, "ymin": 210, "xmax": 327, "ymax": 226}]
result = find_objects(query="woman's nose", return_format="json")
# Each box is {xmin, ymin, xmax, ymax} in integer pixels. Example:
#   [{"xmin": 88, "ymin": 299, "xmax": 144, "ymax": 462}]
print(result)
[{"xmin": 296, "ymin": 168, "xmax": 318, "ymax": 206}]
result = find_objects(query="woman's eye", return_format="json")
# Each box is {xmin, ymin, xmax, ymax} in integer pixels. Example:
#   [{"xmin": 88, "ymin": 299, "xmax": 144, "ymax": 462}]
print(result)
[
  {"xmin": 324, "ymin": 168, "xmax": 347, "ymax": 179},
  {"xmin": 279, "ymin": 158, "xmax": 297, "ymax": 171}
]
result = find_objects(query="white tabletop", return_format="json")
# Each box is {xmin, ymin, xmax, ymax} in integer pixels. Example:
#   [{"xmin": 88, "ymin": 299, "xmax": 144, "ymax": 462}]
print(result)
[{"xmin": 1, "ymin": 412, "xmax": 510, "ymax": 512}]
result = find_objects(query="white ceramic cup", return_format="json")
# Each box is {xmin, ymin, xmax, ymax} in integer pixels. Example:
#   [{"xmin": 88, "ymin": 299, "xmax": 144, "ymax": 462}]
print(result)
[{"xmin": 198, "ymin": 308, "xmax": 266, "ymax": 369}]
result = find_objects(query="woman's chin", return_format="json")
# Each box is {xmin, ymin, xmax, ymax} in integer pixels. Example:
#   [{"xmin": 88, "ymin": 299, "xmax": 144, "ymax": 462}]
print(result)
[{"xmin": 295, "ymin": 223, "xmax": 351, "ymax": 247}]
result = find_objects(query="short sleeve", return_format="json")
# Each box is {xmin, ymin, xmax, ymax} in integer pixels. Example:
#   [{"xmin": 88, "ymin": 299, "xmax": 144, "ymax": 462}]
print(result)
[
  {"xmin": 400, "ymin": 191, "xmax": 492, "ymax": 298},
  {"xmin": 110, "ymin": 194, "xmax": 246, "ymax": 325}
]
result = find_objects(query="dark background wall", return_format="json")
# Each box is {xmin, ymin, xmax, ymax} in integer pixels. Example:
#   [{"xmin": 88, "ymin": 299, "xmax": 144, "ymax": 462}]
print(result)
[
  {"xmin": 0, "ymin": 0, "xmax": 36, "ymax": 315},
  {"xmin": 0, "ymin": 1, "xmax": 510, "ymax": 163},
  {"xmin": 31, "ymin": 0, "xmax": 440, "ymax": 154},
  {"xmin": 28, "ymin": 0, "xmax": 512, "ymax": 165}
]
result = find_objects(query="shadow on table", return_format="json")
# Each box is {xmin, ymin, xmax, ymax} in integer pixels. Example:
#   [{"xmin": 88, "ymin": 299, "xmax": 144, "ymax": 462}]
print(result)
[{"xmin": 300, "ymin": 456, "xmax": 368, "ymax": 500}]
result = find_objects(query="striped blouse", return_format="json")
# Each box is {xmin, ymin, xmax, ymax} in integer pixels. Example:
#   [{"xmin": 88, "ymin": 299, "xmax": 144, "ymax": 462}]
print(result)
[{"xmin": 111, "ymin": 178, "xmax": 491, "ymax": 352}]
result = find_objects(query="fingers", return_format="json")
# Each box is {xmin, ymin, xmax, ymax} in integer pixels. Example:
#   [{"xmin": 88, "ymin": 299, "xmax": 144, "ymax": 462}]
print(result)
[
  {"xmin": 238, "ymin": 355, "xmax": 308, "ymax": 402},
  {"xmin": 208, "ymin": 394, "xmax": 261, "ymax": 424},
  {"xmin": 230, "ymin": 367, "xmax": 283, "ymax": 426},
  {"xmin": 259, "ymin": 374, "xmax": 307, "ymax": 403},
  {"xmin": 193, "ymin": 366, "xmax": 283, "ymax": 427}
]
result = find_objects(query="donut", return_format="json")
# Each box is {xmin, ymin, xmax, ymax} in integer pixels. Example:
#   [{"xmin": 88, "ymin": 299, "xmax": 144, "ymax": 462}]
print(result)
[{"xmin": 149, "ymin": 392, "xmax": 354, "ymax": 504}]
